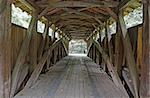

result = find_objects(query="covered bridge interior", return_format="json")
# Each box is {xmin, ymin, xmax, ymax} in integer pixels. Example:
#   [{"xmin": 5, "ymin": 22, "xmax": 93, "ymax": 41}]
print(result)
[{"xmin": 0, "ymin": 0, "xmax": 149, "ymax": 98}]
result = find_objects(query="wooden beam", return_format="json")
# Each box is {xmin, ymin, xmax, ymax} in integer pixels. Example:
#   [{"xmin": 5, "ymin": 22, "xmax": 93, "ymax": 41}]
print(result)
[
  {"xmin": 10, "ymin": 11, "xmax": 38, "ymax": 97},
  {"xmin": 50, "ymin": 14, "xmax": 103, "ymax": 20},
  {"xmin": 63, "ymin": 25, "xmax": 94, "ymax": 29},
  {"xmin": 57, "ymin": 22, "xmax": 96, "ymax": 30},
  {"xmin": 122, "ymin": 69, "xmax": 135, "ymax": 95},
  {"xmin": 92, "ymin": 39, "xmax": 129, "ymax": 97},
  {"xmin": 24, "ymin": 39, "xmax": 62, "ymax": 89},
  {"xmin": 105, "ymin": 7, "xmax": 118, "ymax": 21},
  {"xmin": 119, "ymin": 11, "xmax": 139, "ymax": 98},
  {"xmin": 115, "ymin": 22, "xmax": 124, "ymax": 77},
  {"xmin": 62, "ymin": 39, "xmax": 69, "ymax": 55},
  {"xmin": 44, "ymin": 1, "xmax": 119, "ymax": 8},
  {"xmin": 16, "ymin": 64, "xmax": 29, "ymax": 91},
  {"xmin": 140, "ymin": 0, "xmax": 150, "ymax": 97},
  {"xmin": 50, "ymin": 13, "xmax": 104, "ymax": 22},
  {"xmin": 0, "ymin": 1, "xmax": 11, "ymax": 98},
  {"xmin": 18, "ymin": 0, "xmax": 35, "ymax": 11},
  {"xmin": 49, "ymin": 8, "xmax": 103, "ymax": 25},
  {"xmin": 29, "ymin": 17, "xmax": 38, "ymax": 72},
  {"xmin": 119, "ymin": 13, "xmax": 128, "ymax": 38},
  {"xmin": 37, "ymin": 0, "xmax": 119, "ymax": 17},
  {"xmin": 55, "ymin": 20, "xmax": 96, "ymax": 25},
  {"xmin": 77, "ymin": 7, "xmax": 94, "ymax": 12},
  {"xmin": 54, "ymin": 18, "xmax": 98, "ymax": 26},
  {"xmin": 62, "ymin": 8, "xmax": 103, "ymax": 25},
  {"xmin": 106, "ymin": 22, "xmax": 113, "ymax": 63},
  {"xmin": 38, "ymin": 21, "xmax": 49, "ymax": 62},
  {"xmin": 53, "ymin": 46, "xmax": 59, "ymax": 64},
  {"xmin": 118, "ymin": 0, "xmax": 136, "ymax": 10},
  {"xmin": 93, "ymin": 45, "xmax": 96, "ymax": 62},
  {"xmin": 67, "ymin": 26, "xmax": 94, "ymax": 30}
]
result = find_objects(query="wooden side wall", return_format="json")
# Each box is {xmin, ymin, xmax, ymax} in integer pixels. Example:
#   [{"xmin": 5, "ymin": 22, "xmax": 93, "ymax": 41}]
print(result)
[
  {"xmin": 89, "ymin": 24, "xmax": 142, "ymax": 66},
  {"xmin": 10, "ymin": 23, "xmax": 68, "ymax": 96},
  {"xmin": 11, "ymin": 24, "xmax": 42, "ymax": 70},
  {"xmin": 88, "ymin": 24, "xmax": 143, "ymax": 97}
]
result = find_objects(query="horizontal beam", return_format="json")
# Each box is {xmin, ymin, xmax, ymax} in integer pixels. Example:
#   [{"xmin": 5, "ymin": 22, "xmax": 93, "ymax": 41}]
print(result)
[
  {"xmin": 118, "ymin": 0, "xmax": 134, "ymax": 10},
  {"xmin": 62, "ymin": 8, "xmax": 104, "ymax": 25},
  {"xmin": 53, "ymin": 17, "xmax": 98, "ymax": 25},
  {"xmin": 50, "ymin": 14, "xmax": 103, "ymax": 20},
  {"xmin": 37, "ymin": 1, "xmax": 119, "ymax": 8},
  {"xmin": 57, "ymin": 22, "xmax": 97, "ymax": 28},
  {"xmin": 18, "ymin": 0, "xmax": 35, "ymax": 10}
]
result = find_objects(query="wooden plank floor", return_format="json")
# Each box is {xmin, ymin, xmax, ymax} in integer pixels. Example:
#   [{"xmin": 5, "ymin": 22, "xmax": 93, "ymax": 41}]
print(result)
[{"xmin": 14, "ymin": 56, "xmax": 128, "ymax": 98}]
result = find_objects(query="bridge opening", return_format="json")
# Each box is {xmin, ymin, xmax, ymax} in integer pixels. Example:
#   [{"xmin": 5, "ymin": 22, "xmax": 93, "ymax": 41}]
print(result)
[{"xmin": 69, "ymin": 39, "xmax": 87, "ymax": 56}]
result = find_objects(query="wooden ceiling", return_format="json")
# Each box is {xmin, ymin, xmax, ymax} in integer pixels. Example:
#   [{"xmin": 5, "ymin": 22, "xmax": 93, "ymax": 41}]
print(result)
[{"xmin": 13, "ymin": 0, "xmax": 141, "ymax": 40}]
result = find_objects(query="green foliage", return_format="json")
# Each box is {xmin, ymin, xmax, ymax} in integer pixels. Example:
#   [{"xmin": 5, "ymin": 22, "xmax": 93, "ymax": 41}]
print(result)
[
  {"xmin": 11, "ymin": 4, "xmax": 45, "ymax": 33},
  {"xmin": 69, "ymin": 40, "xmax": 87, "ymax": 54},
  {"xmin": 124, "ymin": 6, "xmax": 143, "ymax": 28},
  {"xmin": 11, "ymin": 4, "xmax": 31, "ymax": 28}
]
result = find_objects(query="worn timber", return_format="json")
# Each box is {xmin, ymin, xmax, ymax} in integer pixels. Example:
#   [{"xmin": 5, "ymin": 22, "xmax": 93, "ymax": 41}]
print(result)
[
  {"xmin": 0, "ymin": 0, "xmax": 149, "ymax": 98},
  {"xmin": 14, "ymin": 56, "xmax": 128, "ymax": 98}
]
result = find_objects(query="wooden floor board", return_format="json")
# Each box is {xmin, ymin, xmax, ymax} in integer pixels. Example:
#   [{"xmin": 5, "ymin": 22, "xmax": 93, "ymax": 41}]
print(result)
[{"xmin": 14, "ymin": 56, "xmax": 128, "ymax": 98}]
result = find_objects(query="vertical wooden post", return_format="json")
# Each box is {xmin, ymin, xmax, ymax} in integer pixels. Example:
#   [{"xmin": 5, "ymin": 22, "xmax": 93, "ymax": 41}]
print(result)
[
  {"xmin": 98, "ymin": 33, "xmax": 102, "ymax": 65},
  {"xmin": 38, "ymin": 22, "xmax": 49, "ymax": 62},
  {"xmin": 96, "ymin": 48, "xmax": 100, "ymax": 64},
  {"xmin": 51, "ymin": 25, "xmax": 57, "ymax": 42},
  {"xmin": 93, "ymin": 45, "xmax": 96, "ymax": 62},
  {"xmin": 93, "ymin": 40, "xmax": 128, "ymax": 97},
  {"xmin": 25, "ymin": 39, "xmax": 62, "ymax": 89},
  {"xmin": 60, "ymin": 44, "xmax": 62, "ymax": 58},
  {"xmin": 11, "ymin": 11, "xmax": 38, "ymax": 97},
  {"xmin": 62, "ymin": 44, "xmax": 64, "ymax": 57},
  {"xmin": 140, "ymin": 0, "xmax": 150, "ymax": 97},
  {"xmin": 103, "ymin": 31, "xmax": 109, "ymax": 73},
  {"xmin": 46, "ymin": 36, "xmax": 52, "ymax": 69},
  {"xmin": 89, "ymin": 48, "xmax": 91, "ymax": 58},
  {"xmin": 29, "ymin": 18, "xmax": 38, "ymax": 72},
  {"xmin": 115, "ymin": 22, "xmax": 124, "ymax": 77},
  {"xmin": 53, "ymin": 46, "xmax": 58, "ymax": 64},
  {"xmin": 57, "ymin": 45, "xmax": 60, "ymax": 61},
  {"xmin": 106, "ymin": 22, "xmax": 113, "ymax": 63},
  {"xmin": 136, "ymin": 27, "xmax": 142, "ymax": 74},
  {"xmin": 59, "ymin": 43, "xmax": 61, "ymax": 59},
  {"xmin": 104, "ymin": 32, "xmax": 108, "ymax": 56},
  {"xmin": 0, "ymin": 1, "xmax": 11, "ymax": 98},
  {"xmin": 90, "ymin": 45, "xmax": 93, "ymax": 59},
  {"xmin": 119, "ymin": 11, "xmax": 139, "ymax": 98}
]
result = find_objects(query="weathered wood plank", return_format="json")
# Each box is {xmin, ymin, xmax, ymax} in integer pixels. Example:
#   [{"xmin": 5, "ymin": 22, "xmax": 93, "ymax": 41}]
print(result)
[
  {"xmin": 106, "ymin": 22, "xmax": 113, "ymax": 63},
  {"xmin": 14, "ymin": 56, "xmax": 128, "ymax": 98},
  {"xmin": 45, "ymin": 1, "xmax": 119, "ymax": 8},
  {"xmin": 29, "ymin": 19, "xmax": 38, "ymax": 72},
  {"xmin": 119, "ymin": 11, "xmax": 139, "ymax": 98},
  {"xmin": 122, "ymin": 69, "xmax": 135, "ymax": 96},
  {"xmin": 16, "ymin": 64, "xmax": 29, "ymax": 91},
  {"xmin": 38, "ymin": 0, "xmax": 118, "ymax": 18},
  {"xmin": 0, "ymin": 1, "xmax": 11, "ymax": 98},
  {"xmin": 10, "ymin": 12, "xmax": 38, "ymax": 97},
  {"xmin": 92, "ymin": 40, "xmax": 129, "ymax": 97},
  {"xmin": 53, "ymin": 46, "xmax": 59, "ymax": 64},
  {"xmin": 136, "ymin": 27, "xmax": 142, "ymax": 73},
  {"xmin": 38, "ymin": 22, "xmax": 49, "ymax": 62},
  {"xmin": 115, "ymin": 22, "xmax": 124, "ymax": 77},
  {"xmin": 62, "ymin": 39, "xmax": 69, "ymax": 55},
  {"xmin": 140, "ymin": 0, "xmax": 150, "ymax": 97},
  {"xmin": 24, "ymin": 39, "xmax": 62, "ymax": 89}
]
